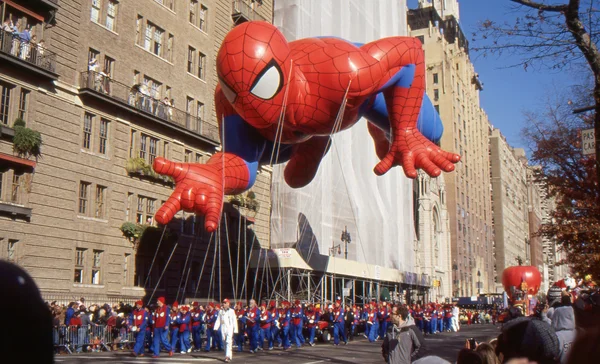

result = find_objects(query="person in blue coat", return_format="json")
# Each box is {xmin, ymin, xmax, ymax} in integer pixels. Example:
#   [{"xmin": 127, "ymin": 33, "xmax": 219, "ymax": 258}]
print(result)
[
  {"xmin": 234, "ymin": 302, "xmax": 246, "ymax": 352},
  {"xmin": 191, "ymin": 302, "xmax": 204, "ymax": 352},
  {"xmin": 169, "ymin": 302, "xmax": 181, "ymax": 353},
  {"xmin": 279, "ymin": 301, "xmax": 292, "ymax": 349},
  {"xmin": 130, "ymin": 300, "xmax": 148, "ymax": 357},
  {"xmin": 332, "ymin": 300, "xmax": 347, "ymax": 345},
  {"xmin": 178, "ymin": 305, "xmax": 192, "ymax": 353},
  {"xmin": 204, "ymin": 303, "xmax": 218, "ymax": 352}
]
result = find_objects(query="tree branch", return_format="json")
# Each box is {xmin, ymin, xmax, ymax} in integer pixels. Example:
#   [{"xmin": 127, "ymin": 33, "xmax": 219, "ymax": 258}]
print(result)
[{"xmin": 511, "ymin": 0, "xmax": 569, "ymax": 12}]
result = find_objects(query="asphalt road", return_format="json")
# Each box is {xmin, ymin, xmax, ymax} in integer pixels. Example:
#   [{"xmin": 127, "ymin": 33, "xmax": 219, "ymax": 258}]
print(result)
[{"xmin": 54, "ymin": 324, "xmax": 501, "ymax": 364}]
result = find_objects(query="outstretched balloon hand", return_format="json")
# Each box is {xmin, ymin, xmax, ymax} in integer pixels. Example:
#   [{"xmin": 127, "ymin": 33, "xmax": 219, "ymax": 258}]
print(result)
[
  {"xmin": 152, "ymin": 157, "xmax": 225, "ymax": 232},
  {"xmin": 374, "ymin": 127, "xmax": 461, "ymax": 178}
]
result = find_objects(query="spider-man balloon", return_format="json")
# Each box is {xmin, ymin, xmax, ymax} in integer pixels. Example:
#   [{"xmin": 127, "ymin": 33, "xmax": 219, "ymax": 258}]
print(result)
[{"xmin": 153, "ymin": 21, "xmax": 460, "ymax": 232}]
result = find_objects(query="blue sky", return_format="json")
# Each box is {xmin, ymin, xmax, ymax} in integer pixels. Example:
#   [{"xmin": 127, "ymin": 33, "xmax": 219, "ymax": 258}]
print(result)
[{"xmin": 408, "ymin": 0, "xmax": 582, "ymax": 149}]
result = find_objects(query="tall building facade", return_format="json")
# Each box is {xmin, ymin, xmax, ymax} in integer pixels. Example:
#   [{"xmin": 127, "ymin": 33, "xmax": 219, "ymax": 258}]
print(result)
[
  {"xmin": 0, "ymin": 0, "xmax": 273, "ymax": 304},
  {"xmin": 414, "ymin": 172, "xmax": 452, "ymax": 300},
  {"xmin": 408, "ymin": 2, "xmax": 495, "ymax": 297},
  {"xmin": 527, "ymin": 166, "xmax": 544, "ymax": 274},
  {"xmin": 489, "ymin": 128, "xmax": 530, "ymax": 286}
]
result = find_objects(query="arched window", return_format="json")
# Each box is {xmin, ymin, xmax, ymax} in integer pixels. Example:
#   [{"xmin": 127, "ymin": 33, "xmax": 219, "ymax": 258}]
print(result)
[{"xmin": 432, "ymin": 207, "xmax": 440, "ymax": 259}]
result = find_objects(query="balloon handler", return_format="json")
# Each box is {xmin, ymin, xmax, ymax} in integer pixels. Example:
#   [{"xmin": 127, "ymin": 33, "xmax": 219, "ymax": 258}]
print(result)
[{"xmin": 152, "ymin": 21, "xmax": 460, "ymax": 229}]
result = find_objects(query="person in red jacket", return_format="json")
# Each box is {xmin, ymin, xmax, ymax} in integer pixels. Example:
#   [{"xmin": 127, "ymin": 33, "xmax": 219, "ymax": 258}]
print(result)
[
  {"xmin": 169, "ymin": 302, "xmax": 181, "ymax": 353},
  {"xmin": 245, "ymin": 299, "xmax": 261, "ymax": 353},
  {"xmin": 130, "ymin": 300, "xmax": 148, "ymax": 357},
  {"xmin": 178, "ymin": 305, "xmax": 192, "ymax": 353},
  {"xmin": 152, "ymin": 297, "xmax": 173, "ymax": 358}
]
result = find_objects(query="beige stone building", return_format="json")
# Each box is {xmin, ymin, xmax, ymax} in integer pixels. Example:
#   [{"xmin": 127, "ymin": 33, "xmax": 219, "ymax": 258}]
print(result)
[
  {"xmin": 409, "ymin": 1, "xmax": 495, "ymax": 297},
  {"xmin": 0, "ymin": 0, "xmax": 273, "ymax": 304},
  {"xmin": 489, "ymin": 128, "xmax": 530, "ymax": 287},
  {"xmin": 414, "ymin": 172, "xmax": 452, "ymax": 300},
  {"xmin": 527, "ymin": 166, "xmax": 544, "ymax": 276}
]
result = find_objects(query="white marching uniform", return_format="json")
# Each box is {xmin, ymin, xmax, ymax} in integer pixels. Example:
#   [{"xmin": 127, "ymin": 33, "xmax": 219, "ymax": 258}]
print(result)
[{"xmin": 214, "ymin": 308, "xmax": 238, "ymax": 359}]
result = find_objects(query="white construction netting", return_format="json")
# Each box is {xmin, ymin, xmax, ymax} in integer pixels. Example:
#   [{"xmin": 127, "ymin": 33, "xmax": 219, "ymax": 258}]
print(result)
[{"xmin": 270, "ymin": 0, "xmax": 416, "ymax": 274}]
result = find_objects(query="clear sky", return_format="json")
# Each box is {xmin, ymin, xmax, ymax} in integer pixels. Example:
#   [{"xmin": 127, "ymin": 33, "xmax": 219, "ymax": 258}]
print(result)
[{"xmin": 408, "ymin": 0, "xmax": 582, "ymax": 149}]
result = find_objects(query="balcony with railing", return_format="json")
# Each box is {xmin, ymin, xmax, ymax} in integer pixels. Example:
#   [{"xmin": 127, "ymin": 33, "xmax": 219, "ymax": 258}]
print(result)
[
  {"xmin": 79, "ymin": 71, "xmax": 220, "ymax": 145},
  {"xmin": 0, "ymin": 28, "xmax": 57, "ymax": 79},
  {"xmin": 232, "ymin": 0, "xmax": 268, "ymax": 24}
]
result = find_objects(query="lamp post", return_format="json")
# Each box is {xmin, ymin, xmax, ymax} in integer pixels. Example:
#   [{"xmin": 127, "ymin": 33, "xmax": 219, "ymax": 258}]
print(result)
[
  {"xmin": 341, "ymin": 226, "xmax": 351, "ymax": 260},
  {"xmin": 452, "ymin": 260, "xmax": 458, "ymax": 298}
]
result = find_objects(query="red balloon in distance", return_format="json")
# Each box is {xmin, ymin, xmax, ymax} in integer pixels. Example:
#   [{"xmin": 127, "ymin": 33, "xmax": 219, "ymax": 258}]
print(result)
[{"xmin": 502, "ymin": 266, "xmax": 542, "ymax": 299}]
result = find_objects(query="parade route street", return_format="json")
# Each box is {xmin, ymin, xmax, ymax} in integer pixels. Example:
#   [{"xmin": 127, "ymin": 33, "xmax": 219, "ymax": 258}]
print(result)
[{"xmin": 55, "ymin": 324, "xmax": 502, "ymax": 364}]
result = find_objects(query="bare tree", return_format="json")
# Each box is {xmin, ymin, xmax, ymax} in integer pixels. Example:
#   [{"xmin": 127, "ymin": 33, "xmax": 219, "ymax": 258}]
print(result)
[{"xmin": 477, "ymin": 0, "xmax": 600, "ymax": 186}]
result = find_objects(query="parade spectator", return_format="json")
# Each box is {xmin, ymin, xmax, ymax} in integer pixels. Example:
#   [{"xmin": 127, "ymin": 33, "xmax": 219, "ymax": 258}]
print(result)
[
  {"xmin": 495, "ymin": 317, "xmax": 559, "ymax": 364},
  {"xmin": 457, "ymin": 348, "xmax": 484, "ymax": 364},
  {"xmin": 381, "ymin": 306, "xmax": 421, "ymax": 364},
  {"xmin": 550, "ymin": 306, "xmax": 575, "ymax": 363},
  {"xmin": 475, "ymin": 342, "xmax": 501, "ymax": 364},
  {"xmin": 0, "ymin": 261, "xmax": 53, "ymax": 362}
]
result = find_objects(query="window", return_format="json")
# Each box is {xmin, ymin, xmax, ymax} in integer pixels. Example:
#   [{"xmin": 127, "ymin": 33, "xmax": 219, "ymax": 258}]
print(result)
[
  {"xmin": 198, "ymin": 52, "xmax": 206, "ymax": 79},
  {"xmin": 416, "ymin": 35, "xmax": 425, "ymax": 45},
  {"xmin": 91, "ymin": 0, "xmax": 101, "ymax": 23},
  {"xmin": 0, "ymin": 171, "xmax": 3, "ymax": 200},
  {"xmin": 195, "ymin": 153, "xmax": 203, "ymax": 163},
  {"xmin": 187, "ymin": 46, "xmax": 195, "ymax": 73},
  {"xmin": 155, "ymin": 0, "xmax": 174, "ymax": 10},
  {"xmin": 88, "ymin": 48, "xmax": 100, "ymax": 69},
  {"xmin": 83, "ymin": 113, "xmax": 93, "ymax": 150},
  {"xmin": 11, "ymin": 173, "xmax": 21, "ymax": 204},
  {"xmin": 146, "ymin": 198, "xmax": 156, "ymax": 224},
  {"xmin": 199, "ymin": 5, "xmax": 207, "ymax": 31},
  {"xmin": 17, "ymin": 89, "xmax": 28, "ymax": 121},
  {"xmin": 433, "ymin": 73, "xmax": 439, "ymax": 84},
  {"xmin": 190, "ymin": 0, "xmax": 198, "ymax": 25},
  {"xmin": 143, "ymin": 76, "xmax": 162, "ymax": 99},
  {"xmin": 149, "ymin": 136, "xmax": 158, "ymax": 164},
  {"xmin": 74, "ymin": 248, "xmax": 86, "ymax": 283},
  {"xmin": 144, "ymin": 22, "xmax": 153, "ymax": 51},
  {"xmin": 434, "ymin": 105, "xmax": 440, "ymax": 113},
  {"xmin": 92, "ymin": 250, "xmax": 102, "ymax": 285},
  {"xmin": 79, "ymin": 181, "xmax": 90, "ymax": 215},
  {"xmin": 99, "ymin": 118, "xmax": 108, "ymax": 154},
  {"xmin": 106, "ymin": 0, "xmax": 117, "ymax": 31},
  {"xmin": 184, "ymin": 149, "xmax": 193, "ymax": 162},
  {"xmin": 136, "ymin": 196, "xmax": 144, "ymax": 223},
  {"xmin": 0, "ymin": 82, "xmax": 11, "ymax": 125},
  {"xmin": 95, "ymin": 185, "xmax": 106, "ymax": 219},
  {"xmin": 139, "ymin": 134, "xmax": 147, "ymax": 159},
  {"xmin": 145, "ymin": 22, "xmax": 165, "ymax": 57},
  {"xmin": 186, "ymin": 97, "xmax": 194, "ymax": 128},
  {"xmin": 7, "ymin": 239, "xmax": 17, "ymax": 261},
  {"xmin": 433, "ymin": 89, "xmax": 439, "ymax": 101},
  {"xmin": 103, "ymin": 56, "xmax": 115, "ymax": 78}
]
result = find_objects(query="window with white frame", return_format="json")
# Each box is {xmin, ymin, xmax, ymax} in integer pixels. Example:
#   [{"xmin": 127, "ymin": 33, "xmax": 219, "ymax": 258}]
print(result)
[
  {"xmin": 95, "ymin": 185, "xmax": 107, "ymax": 219},
  {"xmin": 106, "ymin": 0, "xmax": 117, "ymax": 31},
  {"xmin": 139, "ymin": 134, "xmax": 147, "ymax": 160},
  {"xmin": 17, "ymin": 89, "xmax": 29, "ymax": 121},
  {"xmin": 146, "ymin": 198, "xmax": 155, "ymax": 224},
  {"xmin": 79, "ymin": 181, "xmax": 91, "ymax": 215},
  {"xmin": 187, "ymin": 46, "xmax": 195, "ymax": 74},
  {"xmin": 74, "ymin": 248, "xmax": 86, "ymax": 283},
  {"xmin": 190, "ymin": 0, "xmax": 198, "ymax": 25},
  {"xmin": 197, "ymin": 52, "xmax": 206, "ymax": 79},
  {"xmin": 0, "ymin": 81, "xmax": 12, "ymax": 125},
  {"xmin": 82, "ymin": 112, "xmax": 93, "ymax": 150},
  {"xmin": 199, "ymin": 5, "xmax": 207, "ymax": 31},
  {"xmin": 149, "ymin": 136, "xmax": 158, "ymax": 164},
  {"xmin": 91, "ymin": 250, "xmax": 102, "ymax": 284},
  {"xmin": 99, "ymin": 118, "xmax": 109, "ymax": 154},
  {"xmin": 11, "ymin": 172, "xmax": 21, "ymax": 204},
  {"xmin": 91, "ymin": 0, "xmax": 101, "ymax": 23}
]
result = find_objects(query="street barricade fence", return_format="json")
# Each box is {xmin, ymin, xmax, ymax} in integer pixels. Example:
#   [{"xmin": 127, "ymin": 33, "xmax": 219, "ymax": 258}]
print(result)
[{"xmin": 53, "ymin": 325, "xmax": 135, "ymax": 354}]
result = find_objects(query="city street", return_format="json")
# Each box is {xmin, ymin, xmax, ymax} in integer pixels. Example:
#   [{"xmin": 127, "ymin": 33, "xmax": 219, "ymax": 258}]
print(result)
[{"xmin": 54, "ymin": 324, "xmax": 501, "ymax": 363}]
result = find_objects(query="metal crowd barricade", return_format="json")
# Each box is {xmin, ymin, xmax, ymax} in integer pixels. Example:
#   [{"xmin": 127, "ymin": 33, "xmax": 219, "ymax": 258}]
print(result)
[{"xmin": 53, "ymin": 324, "xmax": 135, "ymax": 354}]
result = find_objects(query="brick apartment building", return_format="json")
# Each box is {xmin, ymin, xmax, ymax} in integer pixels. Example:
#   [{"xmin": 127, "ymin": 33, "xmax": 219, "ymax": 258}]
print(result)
[{"xmin": 0, "ymin": 0, "xmax": 273, "ymax": 304}]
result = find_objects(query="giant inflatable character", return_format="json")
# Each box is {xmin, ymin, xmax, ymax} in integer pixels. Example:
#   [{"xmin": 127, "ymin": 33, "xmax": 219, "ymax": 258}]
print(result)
[{"xmin": 152, "ymin": 21, "xmax": 460, "ymax": 232}]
